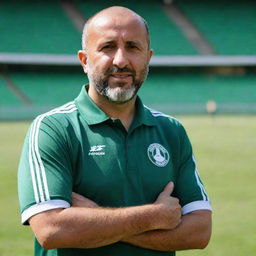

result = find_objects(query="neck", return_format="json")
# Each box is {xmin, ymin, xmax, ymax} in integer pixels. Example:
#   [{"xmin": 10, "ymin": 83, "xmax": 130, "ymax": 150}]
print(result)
[{"xmin": 88, "ymin": 85, "xmax": 136, "ymax": 131}]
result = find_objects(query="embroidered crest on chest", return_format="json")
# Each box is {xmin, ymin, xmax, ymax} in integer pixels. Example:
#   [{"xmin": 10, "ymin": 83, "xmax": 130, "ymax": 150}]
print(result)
[{"xmin": 147, "ymin": 143, "xmax": 170, "ymax": 167}]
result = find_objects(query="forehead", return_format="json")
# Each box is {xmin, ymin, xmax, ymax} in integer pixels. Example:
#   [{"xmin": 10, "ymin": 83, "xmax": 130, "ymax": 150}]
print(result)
[{"xmin": 87, "ymin": 15, "xmax": 148, "ymax": 45}]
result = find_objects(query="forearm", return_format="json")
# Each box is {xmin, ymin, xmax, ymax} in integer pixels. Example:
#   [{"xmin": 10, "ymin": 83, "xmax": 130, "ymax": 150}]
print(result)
[
  {"xmin": 30, "ymin": 183, "xmax": 183, "ymax": 250},
  {"xmin": 122, "ymin": 210, "xmax": 212, "ymax": 252},
  {"xmin": 29, "ymin": 204, "xmax": 164, "ymax": 250}
]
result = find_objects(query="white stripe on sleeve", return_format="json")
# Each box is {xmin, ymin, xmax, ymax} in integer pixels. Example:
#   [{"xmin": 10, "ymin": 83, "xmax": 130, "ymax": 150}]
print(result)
[
  {"xmin": 182, "ymin": 200, "xmax": 212, "ymax": 215},
  {"xmin": 21, "ymin": 200, "xmax": 70, "ymax": 224},
  {"xmin": 28, "ymin": 102, "xmax": 77, "ymax": 203}
]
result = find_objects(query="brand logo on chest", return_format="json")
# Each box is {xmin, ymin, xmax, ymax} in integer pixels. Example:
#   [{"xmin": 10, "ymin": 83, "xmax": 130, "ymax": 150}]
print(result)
[
  {"xmin": 147, "ymin": 143, "xmax": 170, "ymax": 167},
  {"xmin": 88, "ymin": 145, "xmax": 106, "ymax": 156}
]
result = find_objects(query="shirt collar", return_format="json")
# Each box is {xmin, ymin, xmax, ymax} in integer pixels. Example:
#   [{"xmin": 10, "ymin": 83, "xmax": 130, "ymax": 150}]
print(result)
[
  {"xmin": 74, "ymin": 85, "xmax": 156, "ymax": 127},
  {"xmin": 133, "ymin": 97, "xmax": 157, "ymax": 128},
  {"xmin": 75, "ymin": 85, "xmax": 110, "ymax": 125}
]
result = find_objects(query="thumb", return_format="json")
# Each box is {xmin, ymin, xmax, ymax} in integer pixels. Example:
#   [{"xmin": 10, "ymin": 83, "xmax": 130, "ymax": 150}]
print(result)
[{"xmin": 161, "ymin": 181, "xmax": 174, "ymax": 196}]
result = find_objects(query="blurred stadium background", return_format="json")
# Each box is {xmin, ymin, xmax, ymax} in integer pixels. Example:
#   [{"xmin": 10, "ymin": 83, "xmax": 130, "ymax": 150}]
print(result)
[
  {"xmin": 0, "ymin": 0, "xmax": 256, "ymax": 119},
  {"xmin": 0, "ymin": 1, "xmax": 256, "ymax": 256}
]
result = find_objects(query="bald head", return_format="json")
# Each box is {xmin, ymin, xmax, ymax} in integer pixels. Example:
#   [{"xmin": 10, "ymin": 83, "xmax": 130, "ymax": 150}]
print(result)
[{"xmin": 81, "ymin": 6, "xmax": 150, "ymax": 50}]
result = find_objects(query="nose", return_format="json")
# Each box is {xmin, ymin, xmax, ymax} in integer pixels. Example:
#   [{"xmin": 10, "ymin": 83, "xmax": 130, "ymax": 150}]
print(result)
[{"xmin": 112, "ymin": 48, "xmax": 129, "ymax": 68}]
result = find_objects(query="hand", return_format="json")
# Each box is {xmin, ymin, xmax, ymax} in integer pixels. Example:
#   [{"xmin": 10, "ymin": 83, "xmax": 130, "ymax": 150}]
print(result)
[
  {"xmin": 154, "ymin": 182, "xmax": 181, "ymax": 230},
  {"xmin": 72, "ymin": 192, "xmax": 99, "ymax": 208}
]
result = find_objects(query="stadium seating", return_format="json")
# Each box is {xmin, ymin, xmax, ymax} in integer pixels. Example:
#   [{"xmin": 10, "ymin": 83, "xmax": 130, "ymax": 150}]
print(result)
[
  {"xmin": 140, "ymin": 69, "xmax": 256, "ymax": 113},
  {"xmin": 9, "ymin": 71, "xmax": 87, "ymax": 106},
  {"xmin": 0, "ymin": 0, "xmax": 80, "ymax": 54},
  {"xmin": 0, "ymin": 71, "xmax": 87, "ymax": 120},
  {"xmin": 0, "ymin": 76, "xmax": 23, "ymax": 106},
  {"xmin": 176, "ymin": 0, "xmax": 256, "ymax": 55}
]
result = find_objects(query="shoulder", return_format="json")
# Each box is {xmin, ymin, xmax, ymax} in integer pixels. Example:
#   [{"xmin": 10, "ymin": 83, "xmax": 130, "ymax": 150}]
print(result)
[
  {"xmin": 37, "ymin": 101, "xmax": 77, "ymax": 121},
  {"xmin": 33, "ymin": 101, "xmax": 78, "ymax": 126},
  {"xmin": 30, "ymin": 101, "xmax": 78, "ymax": 137},
  {"xmin": 144, "ymin": 105, "xmax": 185, "ymax": 133}
]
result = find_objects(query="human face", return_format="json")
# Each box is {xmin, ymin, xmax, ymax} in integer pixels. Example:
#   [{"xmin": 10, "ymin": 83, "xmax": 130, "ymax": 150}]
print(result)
[{"xmin": 81, "ymin": 15, "xmax": 153, "ymax": 103}]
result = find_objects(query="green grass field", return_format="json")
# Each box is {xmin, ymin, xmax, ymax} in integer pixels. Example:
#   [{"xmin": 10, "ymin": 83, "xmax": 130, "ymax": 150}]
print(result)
[{"xmin": 0, "ymin": 116, "xmax": 255, "ymax": 256}]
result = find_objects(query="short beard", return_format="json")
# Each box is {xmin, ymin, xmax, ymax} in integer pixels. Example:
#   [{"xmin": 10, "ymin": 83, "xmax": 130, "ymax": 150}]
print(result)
[
  {"xmin": 89, "ymin": 66, "xmax": 149, "ymax": 104},
  {"xmin": 104, "ymin": 84, "xmax": 137, "ymax": 104}
]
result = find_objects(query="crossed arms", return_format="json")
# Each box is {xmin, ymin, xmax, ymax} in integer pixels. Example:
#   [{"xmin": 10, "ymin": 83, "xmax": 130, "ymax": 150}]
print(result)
[{"xmin": 29, "ymin": 182, "xmax": 212, "ymax": 251}]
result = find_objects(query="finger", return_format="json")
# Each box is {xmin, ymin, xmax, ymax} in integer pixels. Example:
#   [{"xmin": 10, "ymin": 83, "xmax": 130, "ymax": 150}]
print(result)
[
  {"xmin": 72, "ymin": 192, "xmax": 80, "ymax": 199},
  {"xmin": 72, "ymin": 192, "xmax": 87, "ymax": 201},
  {"xmin": 72, "ymin": 192, "xmax": 97, "ymax": 204},
  {"xmin": 161, "ymin": 181, "xmax": 174, "ymax": 196}
]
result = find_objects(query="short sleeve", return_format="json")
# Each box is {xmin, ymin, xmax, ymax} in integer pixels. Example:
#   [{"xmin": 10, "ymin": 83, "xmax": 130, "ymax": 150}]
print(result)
[
  {"xmin": 18, "ymin": 115, "xmax": 73, "ymax": 224},
  {"xmin": 175, "ymin": 125, "xmax": 212, "ymax": 215}
]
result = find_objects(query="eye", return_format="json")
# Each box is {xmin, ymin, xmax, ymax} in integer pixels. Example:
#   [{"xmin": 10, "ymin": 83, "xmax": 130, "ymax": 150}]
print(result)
[
  {"xmin": 126, "ymin": 43, "xmax": 140, "ymax": 50},
  {"xmin": 101, "ymin": 44, "xmax": 115, "ymax": 50},
  {"xmin": 128, "ymin": 45, "xmax": 138, "ymax": 49}
]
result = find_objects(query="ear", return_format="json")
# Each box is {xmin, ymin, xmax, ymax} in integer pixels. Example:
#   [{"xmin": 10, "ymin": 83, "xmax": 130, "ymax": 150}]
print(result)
[
  {"xmin": 78, "ymin": 50, "xmax": 88, "ymax": 73},
  {"xmin": 147, "ymin": 49, "xmax": 153, "ymax": 62}
]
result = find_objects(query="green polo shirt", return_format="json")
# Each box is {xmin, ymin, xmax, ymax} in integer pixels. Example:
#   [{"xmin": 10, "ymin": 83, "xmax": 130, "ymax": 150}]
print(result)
[{"xmin": 18, "ymin": 85, "xmax": 211, "ymax": 256}]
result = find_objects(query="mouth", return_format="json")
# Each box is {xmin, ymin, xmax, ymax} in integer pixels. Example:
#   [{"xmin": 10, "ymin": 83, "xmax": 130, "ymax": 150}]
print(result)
[
  {"xmin": 108, "ymin": 73, "xmax": 133, "ymax": 88},
  {"xmin": 110, "ymin": 73, "xmax": 132, "ymax": 78}
]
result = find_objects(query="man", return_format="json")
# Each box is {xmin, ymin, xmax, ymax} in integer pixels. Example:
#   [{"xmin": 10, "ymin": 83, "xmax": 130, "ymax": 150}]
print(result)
[{"xmin": 18, "ymin": 6, "xmax": 212, "ymax": 256}]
